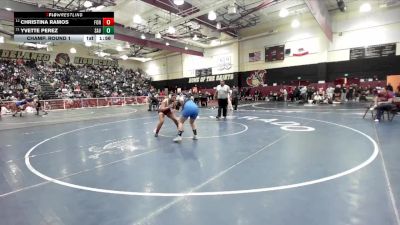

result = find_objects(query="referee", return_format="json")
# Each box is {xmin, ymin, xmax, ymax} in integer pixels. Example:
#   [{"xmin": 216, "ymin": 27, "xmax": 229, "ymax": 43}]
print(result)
[{"xmin": 214, "ymin": 80, "xmax": 230, "ymax": 120}]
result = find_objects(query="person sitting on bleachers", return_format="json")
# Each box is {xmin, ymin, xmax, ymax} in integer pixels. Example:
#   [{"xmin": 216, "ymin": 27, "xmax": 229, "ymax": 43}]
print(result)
[
  {"xmin": 359, "ymin": 87, "xmax": 368, "ymax": 101},
  {"xmin": 326, "ymin": 86, "xmax": 334, "ymax": 101},
  {"xmin": 333, "ymin": 85, "xmax": 342, "ymax": 103},
  {"xmin": 312, "ymin": 88, "xmax": 326, "ymax": 104}
]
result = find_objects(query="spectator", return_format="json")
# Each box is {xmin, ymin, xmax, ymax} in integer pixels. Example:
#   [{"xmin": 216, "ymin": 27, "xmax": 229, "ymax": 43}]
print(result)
[
  {"xmin": 282, "ymin": 88, "xmax": 288, "ymax": 102},
  {"xmin": 0, "ymin": 59, "xmax": 151, "ymax": 100},
  {"xmin": 231, "ymin": 86, "xmax": 239, "ymax": 110},
  {"xmin": 326, "ymin": 86, "xmax": 334, "ymax": 101},
  {"xmin": 372, "ymin": 87, "xmax": 396, "ymax": 122}
]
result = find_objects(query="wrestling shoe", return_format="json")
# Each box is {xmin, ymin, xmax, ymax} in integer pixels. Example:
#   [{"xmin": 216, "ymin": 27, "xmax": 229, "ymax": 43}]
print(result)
[{"xmin": 173, "ymin": 136, "xmax": 182, "ymax": 142}]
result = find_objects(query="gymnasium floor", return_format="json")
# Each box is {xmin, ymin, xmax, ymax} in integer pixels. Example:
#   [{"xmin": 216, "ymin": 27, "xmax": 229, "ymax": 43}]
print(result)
[{"xmin": 0, "ymin": 103, "xmax": 399, "ymax": 225}]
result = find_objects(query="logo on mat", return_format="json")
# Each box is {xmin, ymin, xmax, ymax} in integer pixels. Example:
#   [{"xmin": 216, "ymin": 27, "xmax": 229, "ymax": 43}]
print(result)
[{"xmin": 246, "ymin": 70, "xmax": 266, "ymax": 87}]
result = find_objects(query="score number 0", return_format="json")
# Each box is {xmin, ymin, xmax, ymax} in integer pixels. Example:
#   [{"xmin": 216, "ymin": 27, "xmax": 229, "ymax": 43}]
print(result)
[
  {"xmin": 103, "ymin": 18, "xmax": 114, "ymax": 26},
  {"xmin": 102, "ymin": 18, "xmax": 114, "ymax": 34}
]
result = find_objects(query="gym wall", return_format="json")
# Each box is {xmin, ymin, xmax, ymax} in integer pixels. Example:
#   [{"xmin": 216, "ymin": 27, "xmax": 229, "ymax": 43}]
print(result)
[
  {"xmin": 142, "ymin": 42, "xmax": 239, "ymax": 80},
  {"xmin": 145, "ymin": 5, "xmax": 400, "ymax": 82}
]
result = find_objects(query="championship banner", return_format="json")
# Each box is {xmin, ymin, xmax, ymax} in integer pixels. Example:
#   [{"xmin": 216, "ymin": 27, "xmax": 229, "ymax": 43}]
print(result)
[
  {"xmin": 0, "ymin": 49, "xmax": 51, "ymax": 61},
  {"xmin": 214, "ymin": 55, "xmax": 232, "ymax": 71}
]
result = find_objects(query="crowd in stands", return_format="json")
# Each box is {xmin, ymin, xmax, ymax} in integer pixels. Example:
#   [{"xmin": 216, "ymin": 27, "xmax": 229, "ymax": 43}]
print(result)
[
  {"xmin": 240, "ymin": 83, "xmax": 400, "ymax": 104},
  {"xmin": 0, "ymin": 59, "xmax": 152, "ymax": 101},
  {"xmin": 1, "ymin": 58, "xmax": 399, "ymax": 107},
  {"xmin": 146, "ymin": 82, "xmax": 400, "ymax": 109}
]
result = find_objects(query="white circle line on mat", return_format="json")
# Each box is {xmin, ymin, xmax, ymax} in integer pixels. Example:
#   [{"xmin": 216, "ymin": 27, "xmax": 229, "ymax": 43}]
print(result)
[
  {"xmin": 1, "ymin": 109, "xmax": 138, "ymax": 125},
  {"xmin": 25, "ymin": 113, "xmax": 378, "ymax": 196},
  {"xmin": 156, "ymin": 121, "xmax": 248, "ymax": 139}
]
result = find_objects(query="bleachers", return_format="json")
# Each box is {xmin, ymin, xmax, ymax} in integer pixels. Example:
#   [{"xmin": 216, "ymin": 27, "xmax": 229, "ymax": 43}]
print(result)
[{"xmin": 39, "ymin": 82, "xmax": 58, "ymax": 99}]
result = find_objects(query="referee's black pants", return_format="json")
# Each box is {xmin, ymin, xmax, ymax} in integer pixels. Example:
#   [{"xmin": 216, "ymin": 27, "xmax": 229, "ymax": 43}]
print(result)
[{"xmin": 217, "ymin": 98, "xmax": 228, "ymax": 118}]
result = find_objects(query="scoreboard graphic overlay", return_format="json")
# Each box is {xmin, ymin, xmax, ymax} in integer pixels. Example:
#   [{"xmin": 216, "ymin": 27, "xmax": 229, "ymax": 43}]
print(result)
[{"xmin": 14, "ymin": 12, "xmax": 114, "ymax": 43}]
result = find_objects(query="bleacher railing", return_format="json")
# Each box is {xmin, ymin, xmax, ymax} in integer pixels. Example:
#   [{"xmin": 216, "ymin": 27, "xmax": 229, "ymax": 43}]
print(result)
[
  {"xmin": 1, "ymin": 96, "xmax": 155, "ymax": 112},
  {"xmin": 1, "ymin": 96, "xmax": 218, "ymax": 113}
]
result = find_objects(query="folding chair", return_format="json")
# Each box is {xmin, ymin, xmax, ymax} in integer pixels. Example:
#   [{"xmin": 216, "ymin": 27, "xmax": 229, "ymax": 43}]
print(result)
[
  {"xmin": 363, "ymin": 103, "xmax": 396, "ymax": 121},
  {"xmin": 362, "ymin": 103, "xmax": 375, "ymax": 119},
  {"xmin": 388, "ymin": 102, "xmax": 400, "ymax": 121}
]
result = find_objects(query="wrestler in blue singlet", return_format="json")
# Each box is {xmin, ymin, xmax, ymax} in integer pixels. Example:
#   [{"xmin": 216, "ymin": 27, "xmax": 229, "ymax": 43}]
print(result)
[
  {"xmin": 181, "ymin": 96, "xmax": 199, "ymax": 119},
  {"xmin": 173, "ymin": 95, "xmax": 199, "ymax": 142}
]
